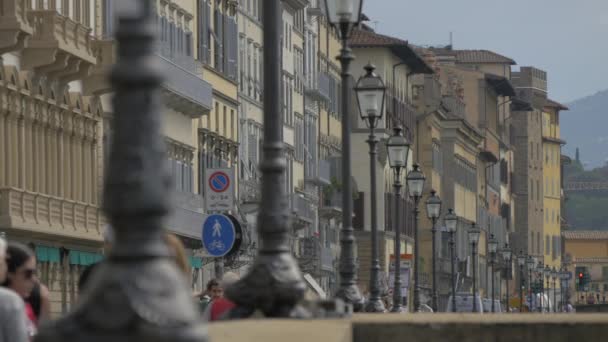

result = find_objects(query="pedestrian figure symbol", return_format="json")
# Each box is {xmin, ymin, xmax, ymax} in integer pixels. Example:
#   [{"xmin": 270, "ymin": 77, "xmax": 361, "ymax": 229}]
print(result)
[{"xmin": 212, "ymin": 220, "xmax": 222, "ymax": 237}]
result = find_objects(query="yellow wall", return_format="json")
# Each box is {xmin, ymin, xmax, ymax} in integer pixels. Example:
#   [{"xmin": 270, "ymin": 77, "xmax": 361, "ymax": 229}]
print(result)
[{"xmin": 542, "ymin": 108, "xmax": 562, "ymax": 270}]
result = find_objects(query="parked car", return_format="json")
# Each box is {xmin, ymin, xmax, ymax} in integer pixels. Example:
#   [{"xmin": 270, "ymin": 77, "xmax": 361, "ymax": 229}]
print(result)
[{"xmin": 446, "ymin": 293, "xmax": 483, "ymax": 313}]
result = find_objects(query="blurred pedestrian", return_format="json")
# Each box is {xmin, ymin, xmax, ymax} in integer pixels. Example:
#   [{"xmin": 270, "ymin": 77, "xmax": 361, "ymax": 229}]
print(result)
[
  {"xmin": 205, "ymin": 272, "xmax": 239, "ymax": 321},
  {"xmin": 0, "ymin": 237, "xmax": 28, "ymax": 341},
  {"xmin": 2, "ymin": 242, "xmax": 38, "ymax": 338},
  {"xmin": 26, "ymin": 281, "xmax": 50, "ymax": 324},
  {"xmin": 197, "ymin": 279, "xmax": 220, "ymax": 314},
  {"xmin": 164, "ymin": 233, "xmax": 190, "ymax": 276}
]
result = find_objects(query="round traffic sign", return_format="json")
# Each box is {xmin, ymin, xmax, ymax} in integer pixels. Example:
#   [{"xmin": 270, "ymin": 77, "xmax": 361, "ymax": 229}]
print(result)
[
  {"xmin": 208, "ymin": 171, "xmax": 230, "ymax": 193},
  {"xmin": 202, "ymin": 214, "xmax": 236, "ymax": 257}
]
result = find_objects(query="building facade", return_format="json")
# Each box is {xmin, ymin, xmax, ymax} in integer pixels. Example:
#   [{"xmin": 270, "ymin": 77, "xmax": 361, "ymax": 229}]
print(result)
[
  {"xmin": 349, "ymin": 26, "xmax": 433, "ymax": 307},
  {"xmin": 563, "ymin": 231, "xmax": 608, "ymax": 305}
]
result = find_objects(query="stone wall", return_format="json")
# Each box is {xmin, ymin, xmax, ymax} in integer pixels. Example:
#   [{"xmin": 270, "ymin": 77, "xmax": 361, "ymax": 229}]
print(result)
[{"xmin": 209, "ymin": 314, "xmax": 608, "ymax": 342}]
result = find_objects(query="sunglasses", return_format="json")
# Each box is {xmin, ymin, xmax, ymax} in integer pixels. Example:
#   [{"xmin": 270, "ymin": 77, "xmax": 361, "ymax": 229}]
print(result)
[{"xmin": 20, "ymin": 269, "xmax": 36, "ymax": 279}]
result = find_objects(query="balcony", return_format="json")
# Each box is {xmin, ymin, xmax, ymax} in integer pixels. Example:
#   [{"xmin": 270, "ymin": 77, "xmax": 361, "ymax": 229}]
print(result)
[
  {"xmin": 0, "ymin": 188, "xmax": 103, "ymax": 242},
  {"xmin": 306, "ymin": 159, "xmax": 331, "ymax": 187},
  {"xmin": 239, "ymin": 178, "xmax": 261, "ymax": 205},
  {"xmin": 305, "ymin": 72, "xmax": 330, "ymax": 103},
  {"xmin": 166, "ymin": 191, "xmax": 205, "ymax": 239},
  {"xmin": 442, "ymin": 95, "xmax": 466, "ymax": 119},
  {"xmin": 320, "ymin": 191, "xmax": 342, "ymax": 219},
  {"xmin": 82, "ymin": 39, "xmax": 115, "ymax": 96},
  {"xmin": 22, "ymin": 10, "xmax": 96, "ymax": 82},
  {"xmin": 158, "ymin": 44, "xmax": 213, "ymax": 117},
  {"xmin": 291, "ymin": 193, "xmax": 314, "ymax": 229},
  {"xmin": 0, "ymin": 0, "xmax": 34, "ymax": 53}
]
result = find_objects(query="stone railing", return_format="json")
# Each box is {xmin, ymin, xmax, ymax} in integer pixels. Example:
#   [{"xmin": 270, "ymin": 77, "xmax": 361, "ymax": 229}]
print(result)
[
  {"xmin": 208, "ymin": 314, "xmax": 608, "ymax": 342},
  {"xmin": 0, "ymin": 187, "xmax": 103, "ymax": 241}
]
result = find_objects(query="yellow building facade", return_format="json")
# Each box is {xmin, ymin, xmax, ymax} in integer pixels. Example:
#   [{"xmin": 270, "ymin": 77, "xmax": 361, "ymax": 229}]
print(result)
[{"xmin": 542, "ymin": 100, "xmax": 567, "ymax": 273}]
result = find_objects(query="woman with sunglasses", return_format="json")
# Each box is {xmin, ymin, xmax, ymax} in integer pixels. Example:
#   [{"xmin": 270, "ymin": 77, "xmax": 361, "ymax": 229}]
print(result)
[
  {"xmin": 0, "ymin": 238, "xmax": 28, "ymax": 341},
  {"xmin": 2, "ymin": 243, "xmax": 37, "ymax": 338}
]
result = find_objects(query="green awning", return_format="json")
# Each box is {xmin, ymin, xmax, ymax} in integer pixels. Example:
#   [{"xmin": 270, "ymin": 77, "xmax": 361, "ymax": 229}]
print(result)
[
  {"xmin": 69, "ymin": 250, "xmax": 103, "ymax": 266},
  {"xmin": 35, "ymin": 246, "xmax": 60, "ymax": 263},
  {"xmin": 189, "ymin": 256, "xmax": 203, "ymax": 269}
]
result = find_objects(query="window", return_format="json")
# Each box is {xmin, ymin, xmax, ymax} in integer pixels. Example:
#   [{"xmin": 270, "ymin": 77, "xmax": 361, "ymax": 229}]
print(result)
[
  {"xmin": 603, "ymin": 266, "xmax": 608, "ymax": 281},
  {"xmin": 545, "ymin": 235, "xmax": 550, "ymax": 255},
  {"xmin": 223, "ymin": 106, "xmax": 227, "ymax": 135},
  {"xmin": 230, "ymin": 110, "xmax": 235, "ymax": 140},
  {"xmin": 531, "ymin": 232, "xmax": 535, "ymax": 254},
  {"xmin": 215, "ymin": 103, "xmax": 219, "ymax": 132},
  {"xmin": 530, "ymin": 141, "xmax": 533, "ymax": 160},
  {"xmin": 530, "ymin": 179, "xmax": 534, "ymax": 200},
  {"xmin": 537, "ymin": 180, "xmax": 540, "ymax": 201},
  {"xmin": 239, "ymin": 35, "xmax": 245, "ymax": 91},
  {"xmin": 432, "ymin": 142, "xmax": 442, "ymax": 173},
  {"xmin": 537, "ymin": 232, "xmax": 541, "ymax": 255}
]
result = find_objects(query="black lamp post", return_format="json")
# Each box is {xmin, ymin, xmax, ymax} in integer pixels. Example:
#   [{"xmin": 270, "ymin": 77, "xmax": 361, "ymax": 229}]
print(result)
[
  {"xmin": 407, "ymin": 164, "xmax": 425, "ymax": 312},
  {"xmin": 468, "ymin": 224, "xmax": 481, "ymax": 313},
  {"xmin": 544, "ymin": 265, "xmax": 551, "ymax": 312},
  {"xmin": 36, "ymin": 1, "xmax": 207, "ymax": 340},
  {"xmin": 324, "ymin": 0, "xmax": 365, "ymax": 311},
  {"xmin": 444, "ymin": 209, "xmax": 458, "ymax": 313},
  {"xmin": 560, "ymin": 267, "xmax": 569, "ymax": 311},
  {"xmin": 501, "ymin": 244, "xmax": 512, "ymax": 313},
  {"xmin": 536, "ymin": 261, "xmax": 545, "ymax": 312},
  {"xmin": 527, "ymin": 256, "xmax": 536, "ymax": 311},
  {"xmin": 517, "ymin": 251, "xmax": 526, "ymax": 312},
  {"xmin": 426, "ymin": 190, "xmax": 442, "ymax": 312},
  {"xmin": 387, "ymin": 126, "xmax": 411, "ymax": 313},
  {"xmin": 225, "ymin": 0, "xmax": 307, "ymax": 318},
  {"xmin": 355, "ymin": 63, "xmax": 387, "ymax": 313},
  {"xmin": 551, "ymin": 266, "xmax": 558, "ymax": 313},
  {"xmin": 488, "ymin": 234, "xmax": 498, "ymax": 313}
]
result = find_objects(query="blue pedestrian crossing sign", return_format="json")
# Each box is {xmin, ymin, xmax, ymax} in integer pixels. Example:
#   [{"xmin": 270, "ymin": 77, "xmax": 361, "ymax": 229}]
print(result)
[{"xmin": 202, "ymin": 214, "xmax": 236, "ymax": 257}]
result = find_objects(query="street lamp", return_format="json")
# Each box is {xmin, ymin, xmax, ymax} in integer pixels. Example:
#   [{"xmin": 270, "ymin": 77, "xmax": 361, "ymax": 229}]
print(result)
[
  {"xmin": 468, "ymin": 224, "xmax": 481, "ymax": 313},
  {"xmin": 501, "ymin": 244, "xmax": 512, "ymax": 313},
  {"xmin": 426, "ymin": 190, "xmax": 442, "ymax": 312},
  {"xmin": 37, "ymin": 1, "xmax": 207, "ymax": 340},
  {"xmin": 407, "ymin": 164, "xmax": 426, "ymax": 312},
  {"xmin": 536, "ymin": 261, "xmax": 545, "ymax": 312},
  {"xmin": 560, "ymin": 267, "xmax": 569, "ymax": 311},
  {"xmin": 527, "ymin": 256, "xmax": 536, "ymax": 311},
  {"xmin": 444, "ymin": 209, "xmax": 458, "ymax": 313},
  {"xmin": 324, "ymin": 0, "xmax": 365, "ymax": 310},
  {"xmin": 488, "ymin": 234, "xmax": 498, "ymax": 313},
  {"xmin": 544, "ymin": 265, "xmax": 551, "ymax": 312},
  {"xmin": 517, "ymin": 251, "xmax": 526, "ymax": 312},
  {"xmin": 551, "ymin": 266, "xmax": 558, "ymax": 313},
  {"xmin": 387, "ymin": 126, "xmax": 410, "ymax": 313},
  {"xmin": 356, "ymin": 63, "xmax": 387, "ymax": 313}
]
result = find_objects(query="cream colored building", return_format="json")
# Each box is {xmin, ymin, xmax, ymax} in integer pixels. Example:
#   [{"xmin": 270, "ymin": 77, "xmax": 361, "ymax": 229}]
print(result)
[{"xmin": 349, "ymin": 26, "xmax": 434, "ymax": 305}]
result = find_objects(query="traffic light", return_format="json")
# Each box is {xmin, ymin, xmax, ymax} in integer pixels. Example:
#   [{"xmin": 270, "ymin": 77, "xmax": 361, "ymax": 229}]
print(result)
[{"xmin": 576, "ymin": 267, "xmax": 585, "ymax": 290}]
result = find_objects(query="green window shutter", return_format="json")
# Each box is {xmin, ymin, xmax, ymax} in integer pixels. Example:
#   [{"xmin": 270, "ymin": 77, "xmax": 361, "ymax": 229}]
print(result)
[{"xmin": 192, "ymin": 257, "xmax": 202, "ymax": 269}]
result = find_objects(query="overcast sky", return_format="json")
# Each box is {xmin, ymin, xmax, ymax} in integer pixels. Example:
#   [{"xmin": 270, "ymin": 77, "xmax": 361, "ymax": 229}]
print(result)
[{"xmin": 363, "ymin": 0, "xmax": 608, "ymax": 103}]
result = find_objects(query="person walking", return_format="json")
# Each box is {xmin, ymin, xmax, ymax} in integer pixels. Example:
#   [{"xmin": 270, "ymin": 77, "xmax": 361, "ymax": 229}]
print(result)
[{"xmin": 2, "ymin": 242, "xmax": 37, "ymax": 340}]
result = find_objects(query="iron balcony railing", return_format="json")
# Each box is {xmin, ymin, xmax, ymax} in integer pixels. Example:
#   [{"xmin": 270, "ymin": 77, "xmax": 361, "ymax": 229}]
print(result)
[{"xmin": 291, "ymin": 193, "xmax": 315, "ymax": 225}]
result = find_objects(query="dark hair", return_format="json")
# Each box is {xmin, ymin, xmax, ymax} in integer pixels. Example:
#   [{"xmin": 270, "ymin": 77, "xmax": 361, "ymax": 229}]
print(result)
[
  {"xmin": 3, "ymin": 242, "xmax": 35, "ymax": 287},
  {"xmin": 206, "ymin": 279, "xmax": 220, "ymax": 291},
  {"xmin": 27, "ymin": 282, "xmax": 42, "ymax": 319}
]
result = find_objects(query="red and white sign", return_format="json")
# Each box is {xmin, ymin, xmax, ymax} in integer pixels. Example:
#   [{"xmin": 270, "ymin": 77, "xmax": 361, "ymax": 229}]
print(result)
[{"xmin": 205, "ymin": 168, "xmax": 234, "ymax": 212}]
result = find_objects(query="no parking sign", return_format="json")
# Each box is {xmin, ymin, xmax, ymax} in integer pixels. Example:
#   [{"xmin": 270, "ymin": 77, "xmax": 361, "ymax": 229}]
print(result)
[{"xmin": 205, "ymin": 168, "xmax": 234, "ymax": 212}]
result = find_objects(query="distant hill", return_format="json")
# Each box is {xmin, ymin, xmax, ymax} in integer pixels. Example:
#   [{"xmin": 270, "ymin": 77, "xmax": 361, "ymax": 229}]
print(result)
[
  {"xmin": 561, "ymin": 89, "xmax": 608, "ymax": 169},
  {"xmin": 564, "ymin": 161, "xmax": 608, "ymax": 231}
]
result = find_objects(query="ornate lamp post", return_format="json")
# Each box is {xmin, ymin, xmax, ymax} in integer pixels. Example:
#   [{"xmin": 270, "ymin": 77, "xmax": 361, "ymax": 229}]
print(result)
[
  {"xmin": 536, "ymin": 261, "xmax": 545, "ymax": 312},
  {"xmin": 488, "ymin": 234, "xmax": 498, "ymax": 313},
  {"xmin": 407, "ymin": 164, "xmax": 426, "ymax": 312},
  {"xmin": 560, "ymin": 267, "xmax": 569, "ymax": 311},
  {"xmin": 468, "ymin": 224, "xmax": 481, "ymax": 313},
  {"xmin": 324, "ymin": 0, "xmax": 365, "ymax": 311},
  {"xmin": 527, "ymin": 256, "xmax": 536, "ymax": 311},
  {"xmin": 501, "ymin": 244, "xmax": 512, "ymax": 313},
  {"xmin": 517, "ymin": 251, "xmax": 526, "ymax": 312},
  {"xmin": 355, "ymin": 63, "xmax": 387, "ymax": 313},
  {"xmin": 544, "ymin": 265, "xmax": 551, "ymax": 312},
  {"xmin": 444, "ymin": 209, "xmax": 458, "ymax": 313},
  {"xmin": 551, "ymin": 266, "xmax": 558, "ymax": 313},
  {"xmin": 225, "ymin": 0, "xmax": 308, "ymax": 318},
  {"xmin": 386, "ymin": 126, "xmax": 411, "ymax": 313},
  {"xmin": 426, "ymin": 190, "xmax": 442, "ymax": 312},
  {"xmin": 36, "ymin": 1, "xmax": 207, "ymax": 340}
]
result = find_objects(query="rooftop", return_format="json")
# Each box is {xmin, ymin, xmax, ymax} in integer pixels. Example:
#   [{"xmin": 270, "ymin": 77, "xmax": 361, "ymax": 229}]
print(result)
[
  {"xmin": 563, "ymin": 230, "xmax": 608, "ymax": 240},
  {"xmin": 429, "ymin": 48, "xmax": 516, "ymax": 65},
  {"xmin": 349, "ymin": 28, "xmax": 434, "ymax": 74},
  {"xmin": 573, "ymin": 257, "xmax": 608, "ymax": 264},
  {"xmin": 545, "ymin": 98, "xmax": 569, "ymax": 111}
]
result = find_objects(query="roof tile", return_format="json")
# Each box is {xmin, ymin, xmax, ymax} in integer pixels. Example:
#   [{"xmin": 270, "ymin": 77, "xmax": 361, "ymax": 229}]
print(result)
[{"xmin": 563, "ymin": 231, "xmax": 608, "ymax": 240}]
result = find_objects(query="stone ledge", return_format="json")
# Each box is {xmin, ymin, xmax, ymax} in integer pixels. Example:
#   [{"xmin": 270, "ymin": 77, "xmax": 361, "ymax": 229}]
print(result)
[{"xmin": 208, "ymin": 314, "xmax": 608, "ymax": 342}]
